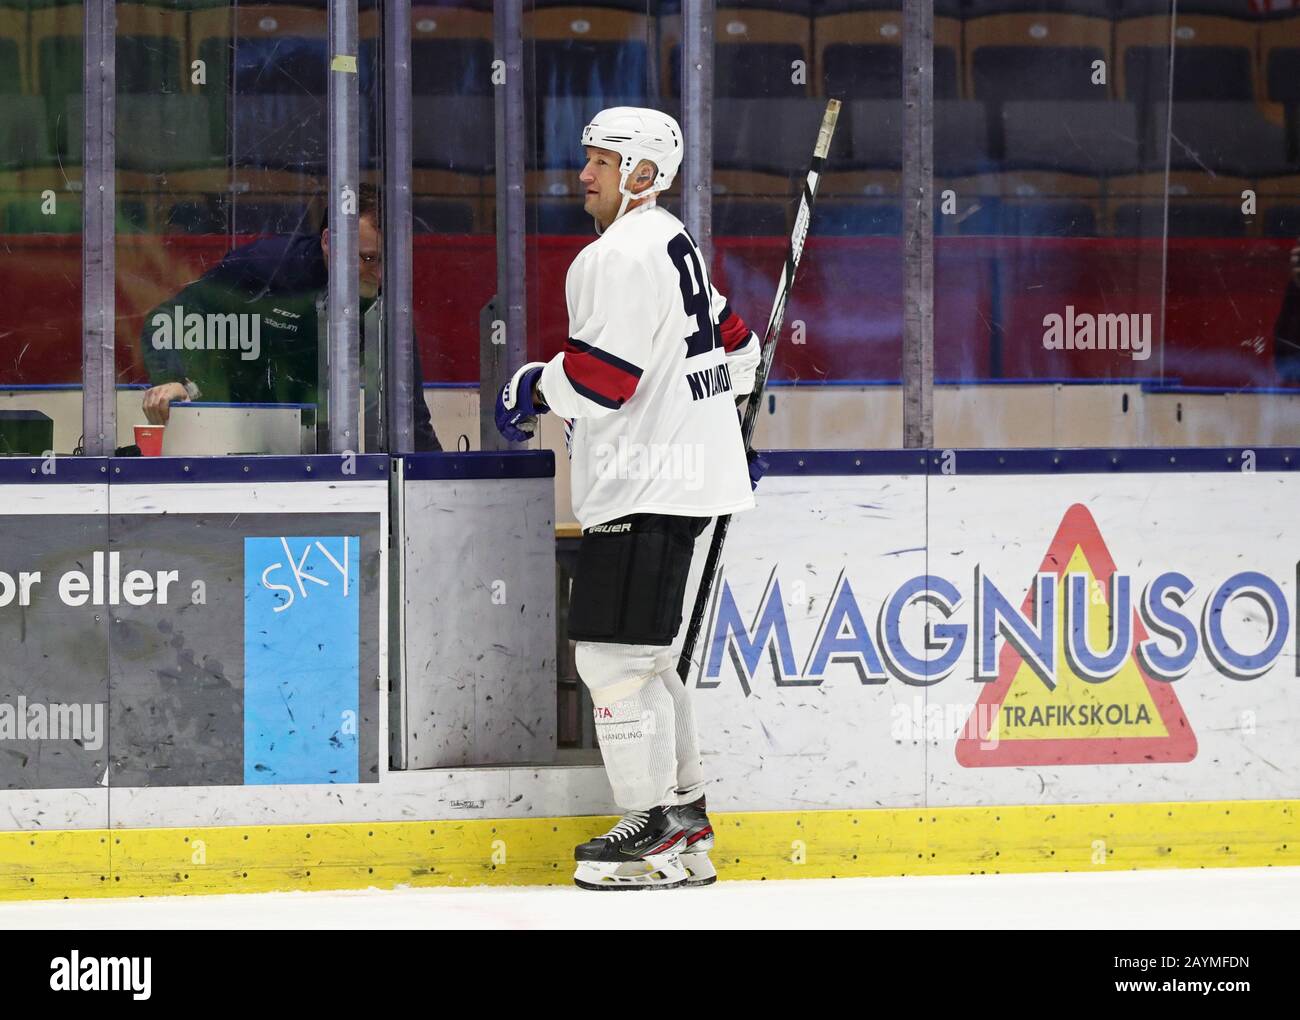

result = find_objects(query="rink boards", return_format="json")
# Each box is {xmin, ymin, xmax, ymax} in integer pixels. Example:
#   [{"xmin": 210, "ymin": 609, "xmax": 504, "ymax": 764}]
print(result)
[{"xmin": 1, "ymin": 449, "xmax": 1299, "ymax": 898}]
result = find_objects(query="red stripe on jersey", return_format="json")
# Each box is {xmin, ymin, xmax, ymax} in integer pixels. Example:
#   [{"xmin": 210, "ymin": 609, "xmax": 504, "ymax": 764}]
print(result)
[
  {"xmin": 718, "ymin": 306, "xmax": 751, "ymax": 353},
  {"xmin": 563, "ymin": 338, "xmax": 642, "ymax": 410}
]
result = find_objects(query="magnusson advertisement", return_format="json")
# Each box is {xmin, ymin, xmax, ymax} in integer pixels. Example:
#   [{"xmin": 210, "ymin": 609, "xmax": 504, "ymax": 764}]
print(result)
[{"xmin": 689, "ymin": 469, "xmax": 1300, "ymax": 811}]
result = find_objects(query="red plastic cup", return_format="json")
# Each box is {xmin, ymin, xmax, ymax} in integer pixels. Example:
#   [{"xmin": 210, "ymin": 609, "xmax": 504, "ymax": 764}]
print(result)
[{"xmin": 134, "ymin": 425, "xmax": 165, "ymax": 457}]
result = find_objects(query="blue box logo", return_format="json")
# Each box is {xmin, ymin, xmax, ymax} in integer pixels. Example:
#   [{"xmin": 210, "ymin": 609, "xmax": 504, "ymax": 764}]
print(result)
[{"xmin": 243, "ymin": 536, "xmax": 361, "ymax": 784}]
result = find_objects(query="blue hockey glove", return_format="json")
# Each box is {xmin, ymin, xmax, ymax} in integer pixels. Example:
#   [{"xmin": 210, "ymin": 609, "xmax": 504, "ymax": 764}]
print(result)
[
  {"xmin": 747, "ymin": 447, "xmax": 768, "ymax": 491},
  {"xmin": 495, "ymin": 362, "xmax": 550, "ymax": 443}
]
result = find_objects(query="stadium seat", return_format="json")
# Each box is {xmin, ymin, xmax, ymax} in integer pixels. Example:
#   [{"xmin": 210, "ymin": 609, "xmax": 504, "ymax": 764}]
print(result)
[
  {"xmin": 2, "ymin": 192, "xmax": 146, "ymax": 235},
  {"xmin": 1108, "ymin": 170, "xmax": 1256, "ymax": 236},
  {"xmin": 812, "ymin": 200, "xmax": 902, "ymax": 236},
  {"xmin": 163, "ymin": 168, "xmax": 326, "ymax": 214},
  {"xmin": 1262, "ymin": 13, "xmax": 1300, "ymax": 106},
  {"xmin": 191, "ymin": 5, "xmax": 330, "ymax": 168},
  {"xmin": 406, "ymin": 5, "xmax": 494, "ymax": 97},
  {"xmin": 966, "ymin": 13, "xmax": 1112, "ymax": 105},
  {"xmin": 715, "ymin": 96, "xmax": 833, "ymax": 177},
  {"xmin": 661, "ymin": 3, "xmax": 812, "ymax": 99},
  {"xmin": 946, "ymin": 171, "xmax": 1103, "ymax": 236},
  {"xmin": 528, "ymin": 167, "xmax": 582, "ymax": 197},
  {"xmin": 119, "ymin": 95, "xmax": 215, "ymax": 173},
  {"xmin": 1147, "ymin": 102, "xmax": 1291, "ymax": 177},
  {"xmin": 815, "ymin": 9, "xmax": 960, "ymax": 101},
  {"xmin": 114, "ymin": 3, "xmax": 186, "ymax": 94},
  {"xmin": 1113, "ymin": 200, "xmax": 1252, "ymax": 237},
  {"xmin": 410, "ymin": 88, "xmax": 494, "ymax": 235},
  {"xmin": 816, "ymin": 0, "xmax": 962, "ymax": 11},
  {"xmin": 966, "ymin": 0, "xmax": 1114, "ymax": 15},
  {"xmin": 844, "ymin": 100, "xmax": 989, "ymax": 176},
  {"xmin": 3, "ymin": 193, "xmax": 79, "ymax": 234},
  {"xmin": 935, "ymin": 184, "xmax": 1008, "ymax": 234},
  {"xmin": 0, "ymin": 97, "xmax": 55, "ymax": 169},
  {"xmin": 1116, "ymin": 0, "xmax": 1262, "ymax": 18},
  {"xmin": 708, "ymin": 163, "xmax": 788, "ymax": 194},
  {"xmin": 60, "ymin": 94, "xmax": 215, "ymax": 175},
  {"xmin": 412, "ymin": 196, "xmax": 478, "ymax": 234},
  {"xmin": 232, "ymin": 95, "xmax": 327, "ymax": 173},
  {"xmin": 1118, "ymin": 15, "xmax": 1259, "ymax": 105},
  {"xmin": 231, "ymin": 198, "xmax": 317, "ymax": 236},
  {"xmin": 163, "ymin": 196, "xmax": 228, "ymax": 235},
  {"xmin": 532, "ymin": 196, "xmax": 598, "ymax": 234},
  {"xmin": 812, "ymin": 170, "xmax": 902, "ymax": 236},
  {"xmin": 532, "ymin": 94, "xmax": 669, "ymax": 170},
  {"xmin": 31, "ymin": 2, "xmax": 191, "ymax": 162},
  {"xmin": 1007, "ymin": 201, "xmax": 1100, "ymax": 235},
  {"xmin": 525, "ymin": 5, "xmax": 652, "ymax": 99},
  {"xmin": 1261, "ymin": 12, "xmax": 1300, "ymax": 167},
  {"xmin": 1002, "ymin": 101, "xmax": 1142, "ymax": 175},
  {"xmin": 0, "ymin": 3, "xmax": 26, "ymax": 96},
  {"xmin": 713, "ymin": 197, "xmax": 789, "ymax": 237},
  {"xmin": 936, "ymin": 101, "xmax": 993, "ymax": 176},
  {"xmin": 193, "ymin": 4, "xmax": 329, "ymax": 95},
  {"xmin": 710, "ymin": 95, "xmax": 837, "ymax": 214},
  {"xmin": 1264, "ymin": 204, "xmax": 1300, "ymax": 238},
  {"xmin": 1258, "ymin": 174, "xmax": 1300, "ymax": 238},
  {"xmin": 414, "ymin": 172, "xmax": 491, "ymax": 232},
  {"xmin": 413, "ymin": 95, "xmax": 495, "ymax": 173},
  {"xmin": 846, "ymin": 100, "xmax": 903, "ymax": 170}
]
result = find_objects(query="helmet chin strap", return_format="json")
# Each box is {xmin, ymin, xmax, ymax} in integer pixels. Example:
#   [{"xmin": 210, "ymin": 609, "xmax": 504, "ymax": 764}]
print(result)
[{"xmin": 595, "ymin": 168, "xmax": 657, "ymax": 235}]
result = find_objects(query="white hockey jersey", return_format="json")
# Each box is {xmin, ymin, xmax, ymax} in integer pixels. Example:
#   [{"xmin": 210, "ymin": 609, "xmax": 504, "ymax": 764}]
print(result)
[{"xmin": 537, "ymin": 202, "xmax": 762, "ymax": 530}]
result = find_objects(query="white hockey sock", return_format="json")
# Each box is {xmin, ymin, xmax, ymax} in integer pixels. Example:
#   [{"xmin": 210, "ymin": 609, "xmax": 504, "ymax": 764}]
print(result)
[
  {"xmin": 576, "ymin": 643, "xmax": 678, "ymax": 811},
  {"xmin": 655, "ymin": 653, "xmax": 705, "ymax": 804}
]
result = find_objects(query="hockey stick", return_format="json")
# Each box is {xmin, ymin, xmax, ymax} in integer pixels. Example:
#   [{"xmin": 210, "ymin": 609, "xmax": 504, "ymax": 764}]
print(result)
[{"xmin": 677, "ymin": 98, "xmax": 841, "ymax": 682}]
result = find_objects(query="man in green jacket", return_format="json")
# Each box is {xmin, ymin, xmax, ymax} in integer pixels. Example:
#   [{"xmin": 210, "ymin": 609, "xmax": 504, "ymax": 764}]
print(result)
[{"xmin": 140, "ymin": 184, "xmax": 441, "ymax": 450}]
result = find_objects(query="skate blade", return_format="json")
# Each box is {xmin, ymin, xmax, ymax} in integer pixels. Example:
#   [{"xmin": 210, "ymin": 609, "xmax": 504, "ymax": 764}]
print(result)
[
  {"xmin": 680, "ymin": 849, "xmax": 717, "ymax": 887},
  {"xmin": 573, "ymin": 852, "xmax": 687, "ymax": 891}
]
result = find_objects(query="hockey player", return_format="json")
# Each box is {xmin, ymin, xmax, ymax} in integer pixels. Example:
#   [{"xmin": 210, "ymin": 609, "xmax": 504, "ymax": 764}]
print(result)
[{"xmin": 495, "ymin": 107, "xmax": 763, "ymax": 890}]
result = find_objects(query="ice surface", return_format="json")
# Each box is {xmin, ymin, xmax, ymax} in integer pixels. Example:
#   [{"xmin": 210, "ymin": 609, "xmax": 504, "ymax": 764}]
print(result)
[{"xmin": 2, "ymin": 867, "xmax": 1297, "ymax": 929}]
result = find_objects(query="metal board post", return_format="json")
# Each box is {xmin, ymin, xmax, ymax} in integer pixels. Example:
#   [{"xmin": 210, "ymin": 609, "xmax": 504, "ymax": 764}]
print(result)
[
  {"xmin": 82, "ymin": 0, "xmax": 116, "ymax": 456},
  {"xmin": 484, "ymin": 0, "xmax": 527, "ymax": 451},
  {"xmin": 681, "ymin": 0, "xmax": 714, "ymax": 261},
  {"xmin": 902, "ymin": 0, "xmax": 934, "ymax": 449},
  {"xmin": 382, "ymin": 0, "xmax": 415, "ymax": 453},
  {"xmin": 327, "ymin": 0, "xmax": 361, "ymax": 454}
]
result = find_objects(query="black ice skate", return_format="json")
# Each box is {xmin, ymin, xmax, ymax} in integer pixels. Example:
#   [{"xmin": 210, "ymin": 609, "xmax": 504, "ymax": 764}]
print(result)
[
  {"xmin": 677, "ymin": 795, "xmax": 717, "ymax": 886},
  {"xmin": 573, "ymin": 806, "xmax": 688, "ymax": 890}
]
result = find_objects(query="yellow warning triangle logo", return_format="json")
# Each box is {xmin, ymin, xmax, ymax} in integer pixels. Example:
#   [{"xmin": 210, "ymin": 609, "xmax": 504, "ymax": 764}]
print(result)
[{"xmin": 956, "ymin": 503, "xmax": 1197, "ymax": 767}]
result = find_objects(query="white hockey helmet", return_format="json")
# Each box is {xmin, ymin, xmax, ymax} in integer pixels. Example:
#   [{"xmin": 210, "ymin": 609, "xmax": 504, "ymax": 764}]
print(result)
[{"xmin": 581, "ymin": 106, "xmax": 683, "ymax": 204}]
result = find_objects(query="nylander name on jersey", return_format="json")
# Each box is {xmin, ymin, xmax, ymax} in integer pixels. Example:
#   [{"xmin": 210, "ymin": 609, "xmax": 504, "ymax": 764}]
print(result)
[
  {"xmin": 536, "ymin": 202, "xmax": 762, "ymax": 529},
  {"xmin": 685, "ymin": 361, "xmax": 732, "ymax": 401}
]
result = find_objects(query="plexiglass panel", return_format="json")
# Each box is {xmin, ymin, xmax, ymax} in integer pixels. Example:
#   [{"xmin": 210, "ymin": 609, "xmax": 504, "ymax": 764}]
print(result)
[{"xmin": 0, "ymin": 0, "xmax": 84, "ymax": 456}]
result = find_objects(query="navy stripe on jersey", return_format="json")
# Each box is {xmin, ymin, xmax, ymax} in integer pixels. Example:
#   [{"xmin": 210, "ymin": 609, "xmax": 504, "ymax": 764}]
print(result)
[{"xmin": 563, "ymin": 337, "xmax": 644, "ymax": 409}]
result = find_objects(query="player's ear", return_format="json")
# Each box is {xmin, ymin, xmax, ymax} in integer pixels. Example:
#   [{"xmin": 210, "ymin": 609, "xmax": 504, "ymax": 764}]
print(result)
[
  {"xmin": 633, "ymin": 160, "xmax": 657, "ymax": 193},
  {"xmin": 320, "ymin": 227, "xmax": 331, "ymax": 258}
]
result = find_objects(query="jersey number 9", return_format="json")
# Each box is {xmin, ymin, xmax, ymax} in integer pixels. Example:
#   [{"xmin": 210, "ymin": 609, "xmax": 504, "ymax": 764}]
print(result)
[{"xmin": 668, "ymin": 233, "xmax": 721, "ymax": 360}]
